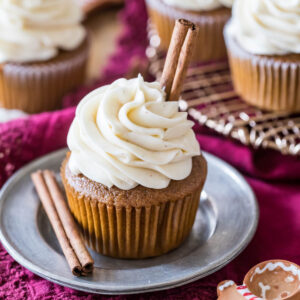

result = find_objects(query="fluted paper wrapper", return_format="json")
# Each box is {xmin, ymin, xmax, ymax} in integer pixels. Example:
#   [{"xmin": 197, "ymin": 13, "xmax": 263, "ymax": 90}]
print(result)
[
  {"xmin": 225, "ymin": 29, "xmax": 300, "ymax": 112},
  {"xmin": 0, "ymin": 39, "xmax": 89, "ymax": 114},
  {"xmin": 146, "ymin": 0, "xmax": 230, "ymax": 62},
  {"xmin": 62, "ymin": 170, "xmax": 202, "ymax": 259}
]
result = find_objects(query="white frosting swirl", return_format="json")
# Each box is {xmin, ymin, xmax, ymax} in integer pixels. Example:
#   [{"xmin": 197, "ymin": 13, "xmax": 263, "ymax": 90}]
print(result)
[
  {"xmin": 0, "ymin": 0, "xmax": 86, "ymax": 63},
  {"xmin": 162, "ymin": 0, "xmax": 233, "ymax": 11},
  {"xmin": 227, "ymin": 0, "xmax": 300, "ymax": 55},
  {"xmin": 67, "ymin": 75, "xmax": 200, "ymax": 190}
]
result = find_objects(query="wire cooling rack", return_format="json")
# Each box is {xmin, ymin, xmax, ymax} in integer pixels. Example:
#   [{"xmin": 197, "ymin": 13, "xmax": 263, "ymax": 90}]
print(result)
[{"xmin": 146, "ymin": 26, "xmax": 300, "ymax": 156}]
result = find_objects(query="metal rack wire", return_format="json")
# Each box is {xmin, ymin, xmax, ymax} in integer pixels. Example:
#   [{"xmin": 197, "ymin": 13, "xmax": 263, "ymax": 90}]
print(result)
[{"xmin": 147, "ymin": 28, "xmax": 300, "ymax": 156}]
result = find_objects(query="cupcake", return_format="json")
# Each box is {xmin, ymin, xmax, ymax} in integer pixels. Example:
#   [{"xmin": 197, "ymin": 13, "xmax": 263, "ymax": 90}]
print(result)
[
  {"xmin": 61, "ymin": 75, "xmax": 207, "ymax": 259},
  {"xmin": 146, "ymin": 0, "xmax": 233, "ymax": 62},
  {"xmin": 0, "ymin": 0, "xmax": 88, "ymax": 114},
  {"xmin": 225, "ymin": 0, "xmax": 300, "ymax": 112}
]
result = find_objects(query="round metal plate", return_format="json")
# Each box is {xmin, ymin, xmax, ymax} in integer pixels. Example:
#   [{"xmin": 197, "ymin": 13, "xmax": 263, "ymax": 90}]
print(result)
[{"xmin": 0, "ymin": 148, "xmax": 258, "ymax": 295}]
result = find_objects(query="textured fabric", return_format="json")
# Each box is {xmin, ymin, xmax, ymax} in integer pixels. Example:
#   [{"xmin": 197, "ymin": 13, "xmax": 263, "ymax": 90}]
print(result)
[{"xmin": 0, "ymin": 0, "xmax": 300, "ymax": 299}]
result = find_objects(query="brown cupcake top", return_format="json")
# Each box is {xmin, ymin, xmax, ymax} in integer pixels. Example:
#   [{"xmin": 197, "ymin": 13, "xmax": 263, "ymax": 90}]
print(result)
[{"xmin": 62, "ymin": 152, "xmax": 207, "ymax": 207}]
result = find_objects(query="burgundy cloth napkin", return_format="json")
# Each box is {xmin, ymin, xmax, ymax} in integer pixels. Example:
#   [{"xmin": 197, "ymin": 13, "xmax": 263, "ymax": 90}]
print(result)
[{"xmin": 0, "ymin": 0, "xmax": 299, "ymax": 299}]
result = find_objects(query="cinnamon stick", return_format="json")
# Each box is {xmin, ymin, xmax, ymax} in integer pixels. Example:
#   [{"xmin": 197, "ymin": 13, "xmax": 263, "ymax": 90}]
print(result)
[
  {"xmin": 43, "ymin": 170, "xmax": 94, "ymax": 274},
  {"xmin": 169, "ymin": 26, "xmax": 197, "ymax": 101},
  {"xmin": 31, "ymin": 170, "xmax": 94, "ymax": 276},
  {"xmin": 160, "ymin": 19, "xmax": 197, "ymax": 101}
]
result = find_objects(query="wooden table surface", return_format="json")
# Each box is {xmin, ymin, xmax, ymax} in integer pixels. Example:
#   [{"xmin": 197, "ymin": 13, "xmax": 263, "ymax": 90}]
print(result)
[{"xmin": 84, "ymin": 8, "xmax": 122, "ymax": 81}]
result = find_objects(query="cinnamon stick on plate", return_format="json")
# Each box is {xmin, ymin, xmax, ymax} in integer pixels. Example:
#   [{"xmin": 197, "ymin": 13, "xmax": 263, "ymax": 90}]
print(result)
[
  {"xmin": 160, "ymin": 19, "xmax": 197, "ymax": 101},
  {"xmin": 31, "ymin": 170, "xmax": 94, "ymax": 277}
]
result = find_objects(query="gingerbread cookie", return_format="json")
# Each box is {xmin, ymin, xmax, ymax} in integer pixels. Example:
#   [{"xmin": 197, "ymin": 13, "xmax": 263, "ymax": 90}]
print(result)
[{"xmin": 217, "ymin": 260, "xmax": 300, "ymax": 300}]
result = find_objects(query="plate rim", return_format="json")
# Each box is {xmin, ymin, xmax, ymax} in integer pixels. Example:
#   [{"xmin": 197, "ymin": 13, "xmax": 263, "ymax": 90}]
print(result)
[{"xmin": 0, "ymin": 148, "xmax": 259, "ymax": 295}]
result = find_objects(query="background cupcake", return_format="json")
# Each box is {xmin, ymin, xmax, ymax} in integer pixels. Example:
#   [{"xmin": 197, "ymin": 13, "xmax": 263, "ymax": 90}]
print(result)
[
  {"xmin": 0, "ymin": 0, "xmax": 89, "ymax": 113},
  {"xmin": 225, "ymin": 0, "xmax": 300, "ymax": 112},
  {"xmin": 61, "ymin": 75, "xmax": 207, "ymax": 259},
  {"xmin": 146, "ymin": 0, "xmax": 234, "ymax": 62}
]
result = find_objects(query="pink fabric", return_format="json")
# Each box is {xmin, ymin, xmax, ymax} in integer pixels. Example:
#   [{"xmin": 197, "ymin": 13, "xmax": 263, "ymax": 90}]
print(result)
[{"xmin": 0, "ymin": 0, "xmax": 299, "ymax": 299}]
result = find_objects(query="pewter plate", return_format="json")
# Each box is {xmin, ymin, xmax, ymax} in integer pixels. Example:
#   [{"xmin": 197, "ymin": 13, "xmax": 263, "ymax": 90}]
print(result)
[{"xmin": 0, "ymin": 148, "xmax": 258, "ymax": 295}]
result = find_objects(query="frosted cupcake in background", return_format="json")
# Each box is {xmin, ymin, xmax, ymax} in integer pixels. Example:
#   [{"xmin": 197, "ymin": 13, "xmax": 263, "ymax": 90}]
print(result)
[
  {"xmin": 146, "ymin": 0, "xmax": 234, "ymax": 62},
  {"xmin": 0, "ymin": 0, "xmax": 89, "ymax": 113},
  {"xmin": 225, "ymin": 0, "xmax": 300, "ymax": 112},
  {"xmin": 61, "ymin": 75, "xmax": 207, "ymax": 259}
]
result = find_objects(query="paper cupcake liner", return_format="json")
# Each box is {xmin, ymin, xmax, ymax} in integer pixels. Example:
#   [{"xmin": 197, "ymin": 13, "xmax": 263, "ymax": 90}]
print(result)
[
  {"xmin": 0, "ymin": 39, "xmax": 89, "ymax": 114},
  {"xmin": 146, "ymin": 0, "xmax": 230, "ymax": 62},
  {"xmin": 225, "ymin": 28, "xmax": 300, "ymax": 112},
  {"xmin": 62, "ymin": 169, "xmax": 202, "ymax": 259}
]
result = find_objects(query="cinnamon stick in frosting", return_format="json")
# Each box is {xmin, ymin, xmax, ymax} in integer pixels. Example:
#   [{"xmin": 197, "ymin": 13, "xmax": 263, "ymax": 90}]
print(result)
[
  {"xmin": 160, "ymin": 19, "xmax": 197, "ymax": 101},
  {"xmin": 170, "ymin": 26, "xmax": 198, "ymax": 101},
  {"xmin": 31, "ymin": 170, "xmax": 94, "ymax": 276}
]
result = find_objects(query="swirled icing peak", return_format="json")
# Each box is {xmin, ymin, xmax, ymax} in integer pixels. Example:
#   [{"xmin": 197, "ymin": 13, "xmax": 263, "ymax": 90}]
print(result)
[
  {"xmin": 0, "ymin": 0, "xmax": 86, "ymax": 63},
  {"xmin": 226, "ymin": 0, "xmax": 300, "ymax": 55},
  {"xmin": 162, "ymin": 0, "xmax": 233, "ymax": 11},
  {"xmin": 67, "ymin": 75, "xmax": 201, "ymax": 190}
]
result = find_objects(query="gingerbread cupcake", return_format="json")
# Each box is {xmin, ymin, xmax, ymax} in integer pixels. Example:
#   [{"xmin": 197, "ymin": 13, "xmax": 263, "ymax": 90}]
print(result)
[
  {"xmin": 61, "ymin": 75, "xmax": 207, "ymax": 259},
  {"xmin": 146, "ymin": 0, "xmax": 233, "ymax": 62},
  {"xmin": 225, "ymin": 0, "xmax": 300, "ymax": 112},
  {"xmin": 0, "ymin": 0, "xmax": 89, "ymax": 113}
]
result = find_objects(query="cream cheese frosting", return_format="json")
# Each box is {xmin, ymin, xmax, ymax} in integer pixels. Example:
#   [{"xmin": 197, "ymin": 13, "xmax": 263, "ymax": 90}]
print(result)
[
  {"xmin": 67, "ymin": 75, "xmax": 201, "ymax": 190},
  {"xmin": 226, "ymin": 0, "xmax": 300, "ymax": 55},
  {"xmin": 162, "ymin": 0, "xmax": 233, "ymax": 11},
  {"xmin": 0, "ymin": 0, "xmax": 86, "ymax": 63}
]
